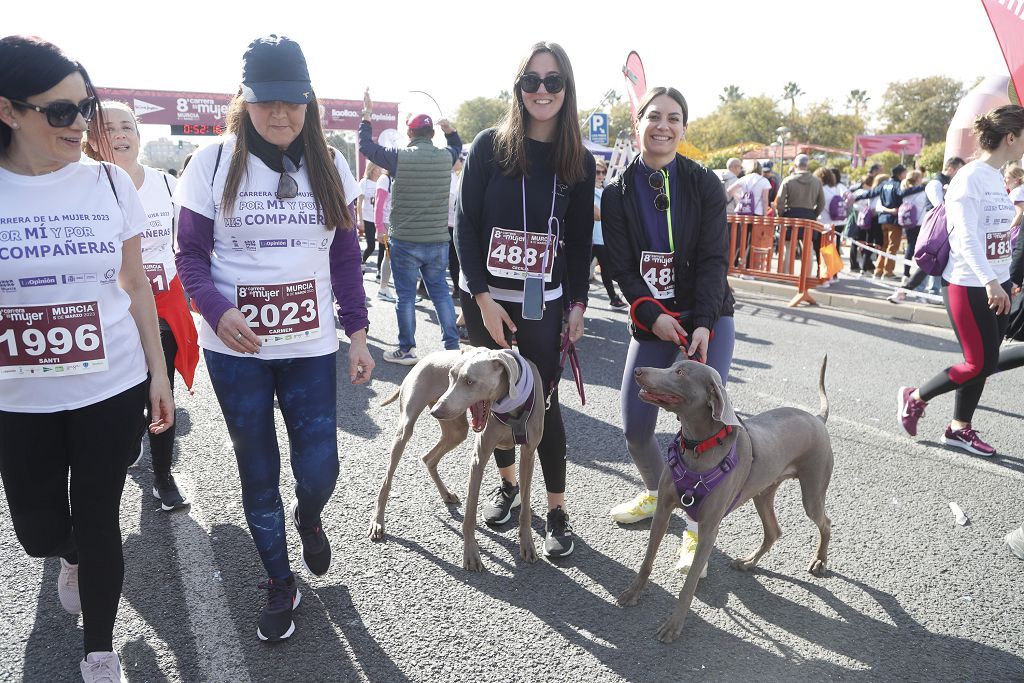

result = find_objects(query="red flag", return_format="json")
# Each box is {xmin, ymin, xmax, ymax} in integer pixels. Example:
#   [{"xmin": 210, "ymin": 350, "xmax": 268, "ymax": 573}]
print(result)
[
  {"xmin": 981, "ymin": 0, "xmax": 1024, "ymax": 102},
  {"xmin": 622, "ymin": 51, "xmax": 647, "ymax": 130}
]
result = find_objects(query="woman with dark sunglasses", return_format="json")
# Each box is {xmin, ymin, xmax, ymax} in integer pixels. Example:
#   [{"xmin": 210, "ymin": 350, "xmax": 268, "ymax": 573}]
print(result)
[
  {"xmin": 0, "ymin": 35, "xmax": 174, "ymax": 682},
  {"xmin": 175, "ymin": 35, "xmax": 373, "ymax": 642},
  {"xmin": 600, "ymin": 87, "xmax": 735, "ymax": 577},
  {"xmin": 83, "ymin": 101, "xmax": 199, "ymax": 512},
  {"xmin": 455, "ymin": 41, "xmax": 595, "ymax": 558}
]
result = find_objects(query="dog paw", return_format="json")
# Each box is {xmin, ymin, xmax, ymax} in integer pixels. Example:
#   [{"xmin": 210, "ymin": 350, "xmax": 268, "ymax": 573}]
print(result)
[
  {"xmin": 368, "ymin": 522, "xmax": 385, "ymax": 542},
  {"xmin": 730, "ymin": 557, "xmax": 756, "ymax": 572},
  {"xmin": 807, "ymin": 558, "xmax": 827, "ymax": 576},
  {"xmin": 442, "ymin": 491, "xmax": 461, "ymax": 506},
  {"xmin": 463, "ymin": 548, "xmax": 485, "ymax": 572},
  {"xmin": 655, "ymin": 615, "xmax": 685, "ymax": 644},
  {"xmin": 520, "ymin": 540, "xmax": 539, "ymax": 564},
  {"xmin": 616, "ymin": 587, "xmax": 642, "ymax": 607}
]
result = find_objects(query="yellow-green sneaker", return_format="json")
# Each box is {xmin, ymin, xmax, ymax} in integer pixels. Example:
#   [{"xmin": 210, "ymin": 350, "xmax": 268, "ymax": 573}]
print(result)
[
  {"xmin": 674, "ymin": 529, "xmax": 707, "ymax": 578},
  {"xmin": 609, "ymin": 492, "xmax": 658, "ymax": 524}
]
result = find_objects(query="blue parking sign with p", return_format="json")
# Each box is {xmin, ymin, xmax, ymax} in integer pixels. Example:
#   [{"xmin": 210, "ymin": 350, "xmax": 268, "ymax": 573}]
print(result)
[{"xmin": 590, "ymin": 113, "xmax": 608, "ymax": 145}]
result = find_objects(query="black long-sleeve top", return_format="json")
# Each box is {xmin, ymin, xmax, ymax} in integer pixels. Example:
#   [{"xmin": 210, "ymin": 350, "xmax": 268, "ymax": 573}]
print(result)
[{"xmin": 455, "ymin": 128, "xmax": 595, "ymax": 303}]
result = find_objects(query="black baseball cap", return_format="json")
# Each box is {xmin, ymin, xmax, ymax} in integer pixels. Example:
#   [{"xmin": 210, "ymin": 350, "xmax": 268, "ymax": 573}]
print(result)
[{"xmin": 240, "ymin": 35, "xmax": 312, "ymax": 104}]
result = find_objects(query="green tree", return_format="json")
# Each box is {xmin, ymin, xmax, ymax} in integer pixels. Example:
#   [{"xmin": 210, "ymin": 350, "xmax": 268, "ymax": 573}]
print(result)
[
  {"xmin": 877, "ymin": 76, "xmax": 965, "ymax": 143},
  {"xmin": 608, "ymin": 100, "xmax": 634, "ymax": 145},
  {"xmin": 917, "ymin": 141, "xmax": 946, "ymax": 173},
  {"xmin": 719, "ymin": 85, "xmax": 744, "ymax": 103},
  {"xmin": 686, "ymin": 95, "xmax": 784, "ymax": 151},
  {"xmin": 846, "ymin": 89, "xmax": 870, "ymax": 118},
  {"xmin": 453, "ymin": 94, "xmax": 510, "ymax": 144},
  {"xmin": 324, "ymin": 132, "xmax": 356, "ymax": 175},
  {"xmin": 782, "ymin": 82, "xmax": 805, "ymax": 116},
  {"xmin": 786, "ymin": 100, "xmax": 865, "ymax": 150}
]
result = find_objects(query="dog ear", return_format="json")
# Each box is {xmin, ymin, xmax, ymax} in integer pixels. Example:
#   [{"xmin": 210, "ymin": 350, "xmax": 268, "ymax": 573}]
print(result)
[
  {"xmin": 491, "ymin": 351, "xmax": 521, "ymax": 401},
  {"xmin": 708, "ymin": 377, "xmax": 729, "ymax": 424}
]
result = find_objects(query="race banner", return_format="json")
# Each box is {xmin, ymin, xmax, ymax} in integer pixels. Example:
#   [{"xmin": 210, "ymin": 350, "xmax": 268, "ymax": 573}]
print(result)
[
  {"xmin": 980, "ymin": 0, "xmax": 1024, "ymax": 102},
  {"xmin": 622, "ymin": 51, "xmax": 647, "ymax": 129}
]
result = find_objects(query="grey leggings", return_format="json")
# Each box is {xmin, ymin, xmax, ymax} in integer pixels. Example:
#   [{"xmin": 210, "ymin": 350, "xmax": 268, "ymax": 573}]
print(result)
[{"xmin": 619, "ymin": 316, "xmax": 736, "ymax": 491}]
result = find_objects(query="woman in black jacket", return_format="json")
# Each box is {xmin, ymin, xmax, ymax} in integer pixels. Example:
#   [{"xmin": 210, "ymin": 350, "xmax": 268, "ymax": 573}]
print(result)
[{"xmin": 601, "ymin": 86, "xmax": 735, "ymax": 575}]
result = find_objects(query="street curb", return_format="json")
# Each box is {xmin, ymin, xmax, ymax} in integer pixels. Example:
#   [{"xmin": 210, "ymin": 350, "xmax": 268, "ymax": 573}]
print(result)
[{"xmin": 728, "ymin": 276, "xmax": 949, "ymax": 329}]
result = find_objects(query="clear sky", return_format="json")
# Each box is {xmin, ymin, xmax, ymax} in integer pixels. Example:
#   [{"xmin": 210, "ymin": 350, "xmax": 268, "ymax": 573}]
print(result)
[{"xmin": 5, "ymin": 0, "xmax": 1009, "ymax": 134}]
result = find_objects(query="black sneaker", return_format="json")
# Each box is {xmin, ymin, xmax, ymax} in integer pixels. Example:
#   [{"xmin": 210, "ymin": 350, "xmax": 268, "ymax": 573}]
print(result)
[
  {"xmin": 257, "ymin": 577, "xmax": 301, "ymax": 642},
  {"xmin": 481, "ymin": 479, "xmax": 520, "ymax": 525},
  {"xmin": 289, "ymin": 499, "xmax": 331, "ymax": 576},
  {"xmin": 544, "ymin": 506, "xmax": 574, "ymax": 558},
  {"xmin": 152, "ymin": 472, "xmax": 189, "ymax": 511}
]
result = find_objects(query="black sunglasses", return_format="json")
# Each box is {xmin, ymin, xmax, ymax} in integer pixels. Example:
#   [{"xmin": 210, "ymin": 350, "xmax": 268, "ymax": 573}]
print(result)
[
  {"xmin": 9, "ymin": 96, "xmax": 97, "ymax": 128},
  {"xmin": 517, "ymin": 74, "xmax": 565, "ymax": 94},
  {"xmin": 648, "ymin": 171, "xmax": 670, "ymax": 211},
  {"xmin": 277, "ymin": 156, "xmax": 299, "ymax": 200}
]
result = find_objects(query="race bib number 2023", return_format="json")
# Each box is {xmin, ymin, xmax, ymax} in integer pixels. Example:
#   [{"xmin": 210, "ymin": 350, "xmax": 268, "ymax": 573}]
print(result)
[
  {"xmin": 236, "ymin": 279, "xmax": 320, "ymax": 346},
  {"xmin": 0, "ymin": 301, "xmax": 107, "ymax": 379}
]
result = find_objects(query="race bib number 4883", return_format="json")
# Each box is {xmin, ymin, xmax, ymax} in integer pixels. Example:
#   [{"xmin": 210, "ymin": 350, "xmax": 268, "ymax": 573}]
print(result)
[
  {"xmin": 0, "ymin": 301, "xmax": 107, "ymax": 379},
  {"xmin": 640, "ymin": 251, "xmax": 675, "ymax": 299},
  {"xmin": 236, "ymin": 279, "xmax": 320, "ymax": 346}
]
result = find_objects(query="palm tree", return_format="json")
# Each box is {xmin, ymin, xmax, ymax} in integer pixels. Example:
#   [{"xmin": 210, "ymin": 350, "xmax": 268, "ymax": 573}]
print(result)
[
  {"xmin": 782, "ymin": 82, "xmax": 805, "ymax": 116},
  {"xmin": 719, "ymin": 85, "xmax": 744, "ymax": 103},
  {"xmin": 846, "ymin": 89, "xmax": 870, "ymax": 118}
]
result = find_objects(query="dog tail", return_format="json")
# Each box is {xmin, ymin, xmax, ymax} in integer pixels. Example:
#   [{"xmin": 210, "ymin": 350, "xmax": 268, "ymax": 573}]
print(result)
[
  {"xmin": 380, "ymin": 389, "xmax": 401, "ymax": 407},
  {"xmin": 817, "ymin": 355, "xmax": 829, "ymax": 424}
]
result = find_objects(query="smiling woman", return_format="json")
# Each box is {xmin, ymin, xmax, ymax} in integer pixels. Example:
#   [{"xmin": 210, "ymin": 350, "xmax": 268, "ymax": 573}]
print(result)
[{"xmin": 0, "ymin": 34, "xmax": 175, "ymax": 683}]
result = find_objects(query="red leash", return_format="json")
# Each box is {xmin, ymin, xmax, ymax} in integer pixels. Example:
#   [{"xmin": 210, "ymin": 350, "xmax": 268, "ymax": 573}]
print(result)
[{"xmin": 628, "ymin": 296, "xmax": 712, "ymax": 362}]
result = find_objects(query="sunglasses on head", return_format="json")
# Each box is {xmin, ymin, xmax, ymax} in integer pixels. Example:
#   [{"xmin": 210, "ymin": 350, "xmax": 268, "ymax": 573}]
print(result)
[
  {"xmin": 9, "ymin": 96, "xmax": 97, "ymax": 128},
  {"xmin": 517, "ymin": 74, "xmax": 565, "ymax": 94},
  {"xmin": 277, "ymin": 155, "xmax": 299, "ymax": 200},
  {"xmin": 648, "ymin": 171, "xmax": 670, "ymax": 211}
]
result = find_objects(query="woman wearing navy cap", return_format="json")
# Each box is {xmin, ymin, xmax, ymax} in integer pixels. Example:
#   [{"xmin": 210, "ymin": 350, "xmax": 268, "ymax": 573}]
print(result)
[{"xmin": 176, "ymin": 35, "xmax": 373, "ymax": 642}]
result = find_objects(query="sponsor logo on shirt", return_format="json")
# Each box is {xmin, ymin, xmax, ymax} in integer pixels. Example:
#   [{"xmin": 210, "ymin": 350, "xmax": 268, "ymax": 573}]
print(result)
[
  {"xmin": 259, "ymin": 239, "xmax": 288, "ymax": 248},
  {"xmin": 292, "ymin": 239, "xmax": 318, "ymax": 249},
  {"xmin": 18, "ymin": 275, "xmax": 57, "ymax": 287},
  {"xmin": 102, "ymin": 268, "xmax": 117, "ymax": 284},
  {"xmin": 0, "ymin": 279, "xmax": 15, "ymax": 293},
  {"xmin": 62, "ymin": 273, "xmax": 98, "ymax": 284},
  {"xmin": 230, "ymin": 237, "xmax": 258, "ymax": 252}
]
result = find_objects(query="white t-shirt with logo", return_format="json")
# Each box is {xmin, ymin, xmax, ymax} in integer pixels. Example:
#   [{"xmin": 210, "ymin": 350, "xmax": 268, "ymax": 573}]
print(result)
[
  {"xmin": 1009, "ymin": 185, "xmax": 1024, "ymax": 204},
  {"xmin": 943, "ymin": 160, "xmax": 1014, "ymax": 286},
  {"xmin": 733, "ymin": 173, "xmax": 772, "ymax": 215},
  {"xmin": 0, "ymin": 160, "xmax": 148, "ymax": 412},
  {"xmin": 174, "ymin": 137, "xmax": 361, "ymax": 359},
  {"xmin": 360, "ymin": 177, "xmax": 376, "ymax": 222},
  {"xmin": 137, "ymin": 166, "xmax": 178, "ymax": 294}
]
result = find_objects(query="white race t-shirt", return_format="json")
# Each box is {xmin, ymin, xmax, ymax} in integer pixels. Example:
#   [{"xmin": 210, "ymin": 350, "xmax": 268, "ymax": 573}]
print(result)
[
  {"xmin": 0, "ymin": 160, "xmax": 148, "ymax": 412},
  {"xmin": 360, "ymin": 177, "xmax": 376, "ymax": 222},
  {"xmin": 137, "ymin": 166, "xmax": 177, "ymax": 294},
  {"xmin": 174, "ymin": 137, "xmax": 361, "ymax": 359},
  {"xmin": 733, "ymin": 173, "xmax": 772, "ymax": 215},
  {"xmin": 448, "ymin": 171, "xmax": 461, "ymax": 227},
  {"xmin": 1009, "ymin": 185, "xmax": 1024, "ymax": 204},
  {"xmin": 943, "ymin": 160, "xmax": 1014, "ymax": 286}
]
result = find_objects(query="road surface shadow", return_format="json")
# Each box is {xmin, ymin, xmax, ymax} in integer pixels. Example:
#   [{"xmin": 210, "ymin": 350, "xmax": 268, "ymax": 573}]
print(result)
[{"xmin": 917, "ymin": 440, "xmax": 1024, "ymax": 475}]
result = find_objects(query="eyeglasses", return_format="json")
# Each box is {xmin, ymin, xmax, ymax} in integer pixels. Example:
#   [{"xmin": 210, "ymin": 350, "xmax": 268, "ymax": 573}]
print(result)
[
  {"xmin": 277, "ymin": 155, "xmax": 298, "ymax": 200},
  {"xmin": 9, "ymin": 96, "xmax": 97, "ymax": 128},
  {"xmin": 648, "ymin": 170, "xmax": 670, "ymax": 211},
  {"xmin": 595, "ymin": 170, "xmax": 607, "ymax": 176},
  {"xmin": 517, "ymin": 74, "xmax": 565, "ymax": 94}
]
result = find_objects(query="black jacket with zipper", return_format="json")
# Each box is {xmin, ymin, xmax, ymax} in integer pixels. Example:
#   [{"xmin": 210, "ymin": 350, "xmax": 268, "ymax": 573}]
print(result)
[{"xmin": 601, "ymin": 153, "xmax": 734, "ymax": 341}]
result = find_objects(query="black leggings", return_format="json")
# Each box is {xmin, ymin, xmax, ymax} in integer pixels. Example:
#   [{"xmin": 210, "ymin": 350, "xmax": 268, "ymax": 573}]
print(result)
[
  {"xmin": 919, "ymin": 282, "xmax": 1024, "ymax": 422},
  {"xmin": 362, "ymin": 220, "xmax": 377, "ymax": 262},
  {"xmin": 448, "ymin": 227, "xmax": 460, "ymax": 290},
  {"xmin": 146, "ymin": 320, "xmax": 177, "ymax": 474},
  {"xmin": 0, "ymin": 381, "xmax": 147, "ymax": 654},
  {"xmin": 460, "ymin": 290, "xmax": 567, "ymax": 494},
  {"xmin": 592, "ymin": 244, "xmax": 620, "ymax": 300}
]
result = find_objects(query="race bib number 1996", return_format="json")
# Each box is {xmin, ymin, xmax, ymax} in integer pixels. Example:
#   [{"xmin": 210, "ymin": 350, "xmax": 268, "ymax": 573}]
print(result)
[
  {"xmin": 0, "ymin": 301, "xmax": 107, "ymax": 379},
  {"xmin": 236, "ymin": 279, "xmax": 320, "ymax": 346},
  {"xmin": 641, "ymin": 250, "xmax": 675, "ymax": 299}
]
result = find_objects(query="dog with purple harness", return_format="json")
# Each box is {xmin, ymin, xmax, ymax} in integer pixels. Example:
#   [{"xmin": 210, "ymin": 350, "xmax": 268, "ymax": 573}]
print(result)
[{"xmin": 618, "ymin": 356, "xmax": 834, "ymax": 643}]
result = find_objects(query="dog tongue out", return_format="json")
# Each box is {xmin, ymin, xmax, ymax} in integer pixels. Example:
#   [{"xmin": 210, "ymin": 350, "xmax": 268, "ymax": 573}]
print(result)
[{"xmin": 469, "ymin": 400, "xmax": 490, "ymax": 432}]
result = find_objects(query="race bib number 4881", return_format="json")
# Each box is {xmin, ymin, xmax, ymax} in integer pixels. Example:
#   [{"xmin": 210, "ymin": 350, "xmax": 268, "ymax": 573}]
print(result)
[
  {"xmin": 486, "ymin": 227, "xmax": 556, "ymax": 282},
  {"xmin": 236, "ymin": 279, "xmax": 320, "ymax": 346},
  {"xmin": 0, "ymin": 301, "xmax": 107, "ymax": 379}
]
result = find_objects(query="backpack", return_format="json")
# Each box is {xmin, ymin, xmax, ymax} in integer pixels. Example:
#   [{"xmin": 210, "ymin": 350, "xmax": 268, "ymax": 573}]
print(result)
[
  {"xmin": 913, "ymin": 204, "xmax": 951, "ymax": 276},
  {"xmin": 828, "ymin": 194, "xmax": 848, "ymax": 221},
  {"xmin": 735, "ymin": 189, "xmax": 756, "ymax": 215},
  {"xmin": 897, "ymin": 202, "xmax": 918, "ymax": 227},
  {"xmin": 856, "ymin": 203, "xmax": 874, "ymax": 228}
]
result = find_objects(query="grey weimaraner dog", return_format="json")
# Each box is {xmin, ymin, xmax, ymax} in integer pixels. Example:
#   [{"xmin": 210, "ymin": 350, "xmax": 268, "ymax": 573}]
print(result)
[
  {"xmin": 369, "ymin": 347, "xmax": 545, "ymax": 571},
  {"xmin": 618, "ymin": 357, "xmax": 833, "ymax": 643}
]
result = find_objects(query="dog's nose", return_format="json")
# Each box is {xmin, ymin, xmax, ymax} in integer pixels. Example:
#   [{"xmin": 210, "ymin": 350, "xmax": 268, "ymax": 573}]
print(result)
[{"xmin": 634, "ymin": 368, "xmax": 644, "ymax": 378}]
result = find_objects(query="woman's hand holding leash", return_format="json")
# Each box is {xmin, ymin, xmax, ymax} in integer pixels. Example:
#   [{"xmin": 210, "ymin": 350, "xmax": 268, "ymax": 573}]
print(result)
[
  {"xmin": 566, "ymin": 304, "xmax": 585, "ymax": 344},
  {"xmin": 652, "ymin": 314, "xmax": 688, "ymax": 348},
  {"xmin": 687, "ymin": 327, "xmax": 710, "ymax": 363}
]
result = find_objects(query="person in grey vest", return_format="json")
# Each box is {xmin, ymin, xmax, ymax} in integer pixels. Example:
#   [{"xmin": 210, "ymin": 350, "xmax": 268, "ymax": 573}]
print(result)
[{"xmin": 360, "ymin": 89, "xmax": 463, "ymax": 364}]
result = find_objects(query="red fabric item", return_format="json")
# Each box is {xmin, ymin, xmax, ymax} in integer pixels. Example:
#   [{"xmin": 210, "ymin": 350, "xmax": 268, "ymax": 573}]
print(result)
[
  {"xmin": 155, "ymin": 276, "xmax": 199, "ymax": 390},
  {"xmin": 622, "ymin": 51, "xmax": 647, "ymax": 129},
  {"xmin": 946, "ymin": 284, "xmax": 985, "ymax": 385},
  {"xmin": 981, "ymin": 0, "xmax": 1024, "ymax": 102},
  {"xmin": 855, "ymin": 134, "xmax": 924, "ymax": 160}
]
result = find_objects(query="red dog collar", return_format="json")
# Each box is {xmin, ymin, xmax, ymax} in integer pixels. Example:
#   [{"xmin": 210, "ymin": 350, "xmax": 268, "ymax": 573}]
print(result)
[{"xmin": 677, "ymin": 425, "xmax": 733, "ymax": 455}]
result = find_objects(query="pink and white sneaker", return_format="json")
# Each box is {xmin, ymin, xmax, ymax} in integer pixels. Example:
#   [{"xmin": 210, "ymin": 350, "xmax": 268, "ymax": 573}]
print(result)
[
  {"xmin": 941, "ymin": 424, "xmax": 997, "ymax": 457},
  {"xmin": 897, "ymin": 386, "xmax": 926, "ymax": 437}
]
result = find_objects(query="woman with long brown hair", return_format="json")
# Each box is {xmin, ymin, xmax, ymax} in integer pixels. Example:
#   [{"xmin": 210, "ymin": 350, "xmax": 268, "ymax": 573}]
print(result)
[
  {"xmin": 175, "ymin": 35, "xmax": 373, "ymax": 641},
  {"xmin": 455, "ymin": 41, "xmax": 595, "ymax": 558}
]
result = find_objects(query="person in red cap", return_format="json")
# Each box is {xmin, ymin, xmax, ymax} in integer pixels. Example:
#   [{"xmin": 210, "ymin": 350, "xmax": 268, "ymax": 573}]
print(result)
[{"xmin": 359, "ymin": 91, "xmax": 463, "ymax": 365}]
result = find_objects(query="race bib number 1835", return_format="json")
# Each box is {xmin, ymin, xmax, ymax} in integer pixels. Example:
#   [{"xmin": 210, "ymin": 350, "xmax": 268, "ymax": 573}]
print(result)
[
  {"xmin": 236, "ymin": 279, "xmax": 320, "ymax": 346},
  {"xmin": 0, "ymin": 301, "xmax": 107, "ymax": 379}
]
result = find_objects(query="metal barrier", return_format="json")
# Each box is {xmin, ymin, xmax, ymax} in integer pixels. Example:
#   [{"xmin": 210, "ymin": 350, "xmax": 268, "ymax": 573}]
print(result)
[{"xmin": 726, "ymin": 215, "xmax": 835, "ymax": 307}]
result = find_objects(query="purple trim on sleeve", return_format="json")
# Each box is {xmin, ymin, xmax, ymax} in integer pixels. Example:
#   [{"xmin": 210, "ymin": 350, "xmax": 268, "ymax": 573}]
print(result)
[
  {"xmin": 330, "ymin": 204, "xmax": 370, "ymax": 337},
  {"xmin": 174, "ymin": 206, "xmax": 234, "ymax": 332}
]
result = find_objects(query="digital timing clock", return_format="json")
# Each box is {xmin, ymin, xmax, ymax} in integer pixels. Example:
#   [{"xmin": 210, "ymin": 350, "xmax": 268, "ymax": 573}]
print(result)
[{"xmin": 170, "ymin": 124, "xmax": 225, "ymax": 136}]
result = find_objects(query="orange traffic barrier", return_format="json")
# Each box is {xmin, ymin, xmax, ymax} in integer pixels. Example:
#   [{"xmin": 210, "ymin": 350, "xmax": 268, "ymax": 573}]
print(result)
[{"xmin": 726, "ymin": 215, "xmax": 835, "ymax": 307}]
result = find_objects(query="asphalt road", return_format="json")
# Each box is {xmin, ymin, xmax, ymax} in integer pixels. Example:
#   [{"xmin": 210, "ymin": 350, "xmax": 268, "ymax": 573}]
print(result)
[{"xmin": 2, "ymin": 273, "xmax": 1023, "ymax": 682}]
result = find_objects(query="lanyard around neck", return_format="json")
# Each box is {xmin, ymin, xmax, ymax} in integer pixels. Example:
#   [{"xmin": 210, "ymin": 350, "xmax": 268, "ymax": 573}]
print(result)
[
  {"xmin": 522, "ymin": 174, "xmax": 560, "ymax": 275},
  {"xmin": 661, "ymin": 168, "xmax": 674, "ymax": 252}
]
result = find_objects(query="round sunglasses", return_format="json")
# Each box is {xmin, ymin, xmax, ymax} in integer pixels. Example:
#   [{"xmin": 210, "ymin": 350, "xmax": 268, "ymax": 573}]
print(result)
[
  {"xmin": 517, "ymin": 74, "xmax": 565, "ymax": 94},
  {"xmin": 9, "ymin": 96, "xmax": 98, "ymax": 128}
]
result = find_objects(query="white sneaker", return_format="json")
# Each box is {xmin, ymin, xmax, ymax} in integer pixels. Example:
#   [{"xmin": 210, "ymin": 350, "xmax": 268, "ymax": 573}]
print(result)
[
  {"xmin": 129, "ymin": 442, "xmax": 143, "ymax": 468},
  {"xmin": 609, "ymin": 492, "xmax": 658, "ymax": 524},
  {"xmin": 1005, "ymin": 528, "xmax": 1024, "ymax": 560},
  {"xmin": 80, "ymin": 651, "xmax": 128, "ymax": 683},
  {"xmin": 58, "ymin": 557, "xmax": 81, "ymax": 614},
  {"xmin": 674, "ymin": 529, "xmax": 708, "ymax": 578}
]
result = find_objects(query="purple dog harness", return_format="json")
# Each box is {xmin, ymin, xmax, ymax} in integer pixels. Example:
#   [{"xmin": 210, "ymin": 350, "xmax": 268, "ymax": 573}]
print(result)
[
  {"xmin": 490, "ymin": 352, "xmax": 536, "ymax": 446},
  {"xmin": 664, "ymin": 428, "xmax": 741, "ymax": 522}
]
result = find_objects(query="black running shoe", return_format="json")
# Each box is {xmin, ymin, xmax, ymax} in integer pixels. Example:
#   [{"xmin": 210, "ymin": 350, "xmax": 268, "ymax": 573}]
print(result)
[
  {"xmin": 152, "ymin": 473, "xmax": 189, "ymax": 511},
  {"xmin": 481, "ymin": 479, "xmax": 520, "ymax": 525},
  {"xmin": 257, "ymin": 577, "xmax": 300, "ymax": 642},
  {"xmin": 289, "ymin": 499, "xmax": 331, "ymax": 576},
  {"xmin": 544, "ymin": 506, "xmax": 575, "ymax": 558}
]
